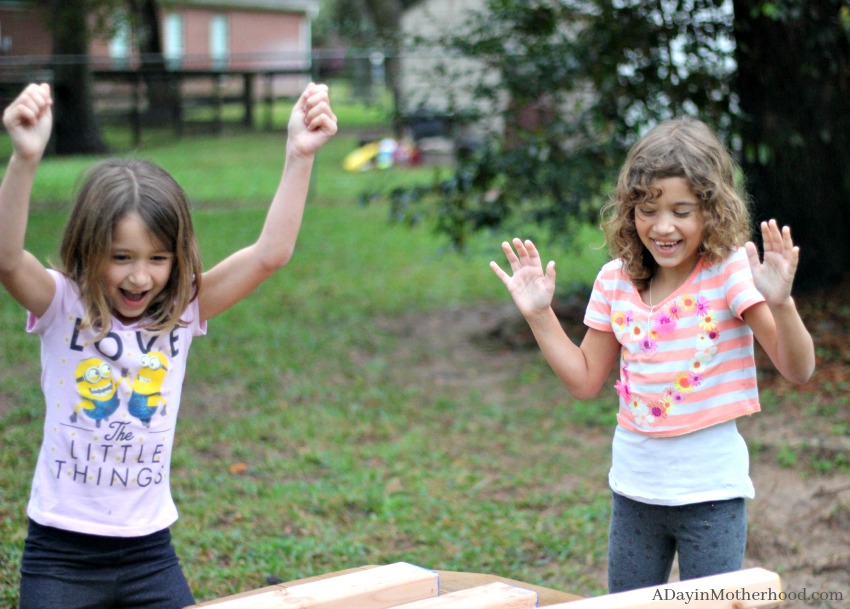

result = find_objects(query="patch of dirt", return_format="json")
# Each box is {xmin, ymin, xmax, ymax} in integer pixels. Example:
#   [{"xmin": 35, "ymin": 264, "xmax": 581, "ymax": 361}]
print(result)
[{"xmin": 379, "ymin": 289, "xmax": 850, "ymax": 608}]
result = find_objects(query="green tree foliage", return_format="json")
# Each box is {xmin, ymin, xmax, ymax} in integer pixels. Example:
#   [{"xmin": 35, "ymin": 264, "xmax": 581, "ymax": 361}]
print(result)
[
  {"xmin": 385, "ymin": 1, "xmax": 620, "ymax": 250},
  {"xmin": 383, "ymin": 0, "xmax": 850, "ymax": 290},
  {"xmin": 316, "ymin": 0, "xmax": 426, "ymax": 129},
  {"xmin": 318, "ymin": 0, "xmax": 424, "ymax": 46},
  {"xmin": 578, "ymin": 0, "xmax": 736, "ymax": 136}
]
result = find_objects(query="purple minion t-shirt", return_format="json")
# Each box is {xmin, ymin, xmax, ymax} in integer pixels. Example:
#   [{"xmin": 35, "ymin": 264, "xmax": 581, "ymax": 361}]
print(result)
[{"xmin": 25, "ymin": 270, "xmax": 206, "ymax": 537}]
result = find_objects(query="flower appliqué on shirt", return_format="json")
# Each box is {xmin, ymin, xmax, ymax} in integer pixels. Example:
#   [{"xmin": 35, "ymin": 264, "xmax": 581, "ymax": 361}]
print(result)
[{"xmin": 612, "ymin": 294, "xmax": 719, "ymax": 429}]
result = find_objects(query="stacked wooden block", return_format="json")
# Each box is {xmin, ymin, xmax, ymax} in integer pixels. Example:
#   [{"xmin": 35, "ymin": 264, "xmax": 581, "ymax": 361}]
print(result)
[{"xmin": 191, "ymin": 561, "xmax": 784, "ymax": 608}]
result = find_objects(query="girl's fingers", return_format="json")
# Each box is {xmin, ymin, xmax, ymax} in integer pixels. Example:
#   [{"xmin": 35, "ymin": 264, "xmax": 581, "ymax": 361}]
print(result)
[
  {"xmin": 781, "ymin": 225, "xmax": 795, "ymax": 253},
  {"xmin": 761, "ymin": 220, "xmax": 775, "ymax": 251},
  {"xmin": 501, "ymin": 240, "xmax": 518, "ymax": 260},
  {"xmin": 762, "ymin": 219, "xmax": 797, "ymax": 257},
  {"xmin": 489, "ymin": 260, "xmax": 508, "ymax": 281},
  {"xmin": 744, "ymin": 240, "xmax": 760, "ymax": 270},
  {"xmin": 512, "ymin": 238, "xmax": 542, "ymax": 262},
  {"xmin": 523, "ymin": 239, "xmax": 540, "ymax": 259},
  {"xmin": 499, "ymin": 241, "xmax": 521, "ymax": 272},
  {"xmin": 20, "ymin": 86, "xmax": 48, "ymax": 111},
  {"xmin": 7, "ymin": 103, "xmax": 36, "ymax": 128},
  {"xmin": 500, "ymin": 238, "xmax": 545, "ymax": 273},
  {"xmin": 307, "ymin": 110, "xmax": 337, "ymax": 135},
  {"xmin": 761, "ymin": 219, "xmax": 783, "ymax": 252},
  {"xmin": 512, "ymin": 237, "xmax": 528, "ymax": 258},
  {"xmin": 6, "ymin": 88, "xmax": 49, "ymax": 127}
]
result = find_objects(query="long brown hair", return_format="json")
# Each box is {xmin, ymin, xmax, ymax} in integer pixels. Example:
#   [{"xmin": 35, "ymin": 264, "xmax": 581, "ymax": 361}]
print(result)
[
  {"xmin": 600, "ymin": 116, "xmax": 751, "ymax": 290},
  {"xmin": 59, "ymin": 158, "xmax": 202, "ymax": 340}
]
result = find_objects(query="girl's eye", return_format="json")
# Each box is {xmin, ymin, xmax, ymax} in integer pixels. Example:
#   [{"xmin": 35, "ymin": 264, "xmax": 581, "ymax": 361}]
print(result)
[
  {"xmin": 637, "ymin": 208, "xmax": 656, "ymax": 216},
  {"xmin": 674, "ymin": 210, "xmax": 692, "ymax": 218}
]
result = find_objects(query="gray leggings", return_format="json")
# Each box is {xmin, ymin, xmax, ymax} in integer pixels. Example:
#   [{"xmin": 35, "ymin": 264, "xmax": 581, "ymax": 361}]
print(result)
[{"xmin": 607, "ymin": 492, "xmax": 747, "ymax": 593}]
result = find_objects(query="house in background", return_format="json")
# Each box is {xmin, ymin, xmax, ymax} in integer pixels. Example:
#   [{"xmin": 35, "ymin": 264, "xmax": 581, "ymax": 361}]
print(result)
[
  {"xmin": 399, "ymin": 0, "xmax": 483, "ymax": 118},
  {"xmin": 399, "ymin": 0, "xmax": 495, "ymax": 149},
  {"xmin": 0, "ymin": 0, "xmax": 318, "ymax": 71},
  {"xmin": 93, "ymin": 0, "xmax": 319, "ymax": 71},
  {"xmin": 400, "ymin": 0, "xmax": 590, "ymax": 150},
  {"xmin": 0, "ymin": 0, "xmax": 319, "ymax": 120},
  {"xmin": 0, "ymin": 1, "xmax": 49, "ymax": 58}
]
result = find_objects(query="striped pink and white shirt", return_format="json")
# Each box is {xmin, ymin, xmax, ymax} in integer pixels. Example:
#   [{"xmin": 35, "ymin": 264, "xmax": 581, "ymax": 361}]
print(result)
[{"xmin": 584, "ymin": 247, "xmax": 765, "ymax": 438}]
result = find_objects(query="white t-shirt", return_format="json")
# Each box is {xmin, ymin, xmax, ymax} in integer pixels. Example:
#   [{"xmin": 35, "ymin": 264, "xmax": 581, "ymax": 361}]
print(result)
[
  {"xmin": 609, "ymin": 420, "xmax": 754, "ymax": 505},
  {"xmin": 25, "ymin": 270, "xmax": 206, "ymax": 537}
]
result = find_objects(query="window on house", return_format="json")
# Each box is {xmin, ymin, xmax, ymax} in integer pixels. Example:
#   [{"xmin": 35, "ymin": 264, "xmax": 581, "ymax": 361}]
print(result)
[
  {"xmin": 109, "ymin": 18, "xmax": 131, "ymax": 68},
  {"xmin": 209, "ymin": 14, "xmax": 229, "ymax": 69},
  {"xmin": 164, "ymin": 13, "xmax": 184, "ymax": 68},
  {"xmin": 0, "ymin": 18, "xmax": 11, "ymax": 54}
]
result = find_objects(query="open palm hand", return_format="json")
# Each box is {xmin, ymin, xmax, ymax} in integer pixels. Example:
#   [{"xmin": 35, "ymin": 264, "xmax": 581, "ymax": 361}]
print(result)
[
  {"xmin": 489, "ymin": 238, "xmax": 557, "ymax": 317},
  {"xmin": 745, "ymin": 219, "xmax": 799, "ymax": 306}
]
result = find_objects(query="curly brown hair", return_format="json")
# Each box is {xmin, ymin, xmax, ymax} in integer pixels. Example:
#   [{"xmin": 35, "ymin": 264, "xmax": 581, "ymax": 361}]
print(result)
[
  {"xmin": 600, "ymin": 116, "xmax": 752, "ymax": 290},
  {"xmin": 59, "ymin": 158, "xmax": 202, "ymax": 341}
]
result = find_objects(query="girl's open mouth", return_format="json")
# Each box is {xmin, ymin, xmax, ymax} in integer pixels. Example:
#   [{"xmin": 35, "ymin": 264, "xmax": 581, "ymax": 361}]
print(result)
[
  {"xmin": 121, "ymin": 289, "xmax": 148, "ymax": 304},
  {"xmin": 653, "ymin": 239, "xmax": 682, "ymax": 252}
]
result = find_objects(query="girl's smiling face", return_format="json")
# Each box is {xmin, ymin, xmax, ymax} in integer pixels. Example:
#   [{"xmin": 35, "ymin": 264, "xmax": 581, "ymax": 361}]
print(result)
[
  {"xmin": 634, "ymin": 176, "xmax": 704, "ymax": 283},
  {"xmin": 104, "ymin": 211, "xmax": 174, "ymax": 324}
]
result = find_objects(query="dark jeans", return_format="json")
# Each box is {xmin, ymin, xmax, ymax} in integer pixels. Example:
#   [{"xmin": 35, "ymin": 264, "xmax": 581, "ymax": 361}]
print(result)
[
  {"xmin": 19, "ymin": 519, "xmax": 195, "ymax": 609},
  {"xmin": 607, "ymin": 492, "xmax": 747, "ymax": 593}
]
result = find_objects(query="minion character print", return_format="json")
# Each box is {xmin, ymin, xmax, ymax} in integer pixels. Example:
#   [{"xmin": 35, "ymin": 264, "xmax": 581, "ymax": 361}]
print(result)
[
  {"xmin": 128, "ymin": 351, "xmax": 169, "ymax": 428},
  {"xmin": 70, "ymin": 357, "xmax": 123, "ymax": 427}
]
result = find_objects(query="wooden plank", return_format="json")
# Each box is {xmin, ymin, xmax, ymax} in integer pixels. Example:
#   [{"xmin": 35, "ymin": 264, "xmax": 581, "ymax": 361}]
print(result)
[
  {"xmin": 545, "ymin": 568, "xmax": 783, "ymax": 609},
  {"xmin": 392, "ymin": 582, "xmax": 537, "ymax": 609},
  {"xmin": 190, "ymin": 562, "xmax": 439, "ymax": 609},
  {"xmin": 437, "ymin": 570, "xmax": 581, "ymax": 606}
]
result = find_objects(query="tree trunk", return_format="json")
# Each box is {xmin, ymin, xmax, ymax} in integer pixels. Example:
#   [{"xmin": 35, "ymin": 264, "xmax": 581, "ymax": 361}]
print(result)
[
  {"xmin": 49, "ymin": 0, "xmax": 108, "ymax": 155},
  {"xmin": 130, "ymin": 0, "xmax": 181, "ymax": 125},
  {"xmin": 362, "ymin": 0, "xmax": 404, "ymax": 135},
  {"xmin": 733, "ymin": 1, "xmax": 850, "ymax": 291}
]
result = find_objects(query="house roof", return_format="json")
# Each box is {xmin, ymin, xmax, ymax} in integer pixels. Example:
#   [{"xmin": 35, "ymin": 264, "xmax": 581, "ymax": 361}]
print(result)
[{"xmin": 179, "ymin": 0, "xmax": 319, "ymax": 16}]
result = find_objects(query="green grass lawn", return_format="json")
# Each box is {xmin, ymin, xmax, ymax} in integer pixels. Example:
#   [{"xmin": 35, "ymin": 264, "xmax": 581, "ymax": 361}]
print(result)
[{"xmin": 0, "ymin": 92, "xmax": 615, "ymax": 604}]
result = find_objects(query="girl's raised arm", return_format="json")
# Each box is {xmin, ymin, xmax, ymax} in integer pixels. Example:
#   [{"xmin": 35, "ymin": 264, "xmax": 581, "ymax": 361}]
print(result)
[
  {"xmin": 198, "ymin": 82, "xmax": 338, "ymax": 321},
  {"xmin": 491, "ymin": 238, "xmax": 621, "ymax": 399},
  {"xmin": 0, "ymin": 83, "xmax": 56, "ymax": 317}
]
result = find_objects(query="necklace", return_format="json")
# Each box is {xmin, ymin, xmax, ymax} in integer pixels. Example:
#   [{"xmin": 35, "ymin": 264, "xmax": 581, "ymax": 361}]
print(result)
[
  {"xmin": 648, "ymin": 276, "xmax": 655, "ymax": 321},
  {"xmin": 645, "ymin": 276, "xmax": 657, "ymax": 340}
]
